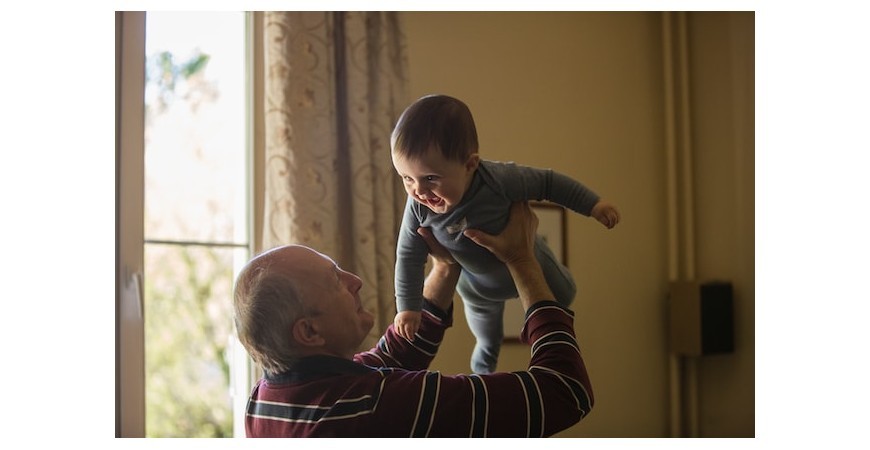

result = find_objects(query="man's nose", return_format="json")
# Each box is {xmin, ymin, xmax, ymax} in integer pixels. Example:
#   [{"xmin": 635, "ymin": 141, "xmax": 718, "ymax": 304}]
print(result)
[{"xmin": 348, "ymin": 273, "xmax": 363, "ymax": 292}]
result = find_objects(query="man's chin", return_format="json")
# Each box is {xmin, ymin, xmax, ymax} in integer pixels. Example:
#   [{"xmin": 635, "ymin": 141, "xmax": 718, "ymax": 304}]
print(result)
[{"xmin": 360, "ymin": 312, "xmax": 375, "ymax": 331}]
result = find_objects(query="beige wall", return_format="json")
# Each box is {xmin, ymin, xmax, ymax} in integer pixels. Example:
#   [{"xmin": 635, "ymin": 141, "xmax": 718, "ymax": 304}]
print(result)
[
  {"xmin": 686, "ymin": 12, "xmax": 755, "ymax": 437},
  {"xmin": 402, "ymin": 11, "xmax": 754, "ymax": 438}
]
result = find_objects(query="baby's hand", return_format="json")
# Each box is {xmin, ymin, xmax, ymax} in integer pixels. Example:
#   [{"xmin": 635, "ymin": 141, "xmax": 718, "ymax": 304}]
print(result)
[
  {"xmin": 394, "ymin": 310, "xmax": 422, "ymax": 341},
  {"xmin": 591, "ymin": 200, "xmax": 621, "ymax": 229}
]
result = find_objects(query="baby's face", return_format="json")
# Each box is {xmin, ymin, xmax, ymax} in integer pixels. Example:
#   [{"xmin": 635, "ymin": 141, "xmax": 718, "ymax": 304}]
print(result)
[{"xmin": 392, "ymin": 146, "xmax": 479, "ymax": 214}]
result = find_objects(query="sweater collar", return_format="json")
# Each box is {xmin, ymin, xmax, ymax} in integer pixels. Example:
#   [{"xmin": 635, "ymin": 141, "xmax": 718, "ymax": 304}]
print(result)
[{"xmin": 265, "ymin": 354, "xmax": 374, "ymax": 384}]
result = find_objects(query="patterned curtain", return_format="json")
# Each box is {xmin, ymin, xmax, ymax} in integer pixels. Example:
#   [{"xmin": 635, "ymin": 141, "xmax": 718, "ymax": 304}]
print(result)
[{"xmin": 262, "ymin": 12, "xmax": 409, "ymax": 349}]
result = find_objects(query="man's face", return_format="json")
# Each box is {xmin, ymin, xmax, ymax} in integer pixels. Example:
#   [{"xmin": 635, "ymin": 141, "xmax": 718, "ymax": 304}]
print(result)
[
  {"xmin": 392, "ymin": 146, "xmax": 479, "ymax": 214},
  {"xmin": 277, "ymin": 246, "xmax": 374, "ymax": 359}
]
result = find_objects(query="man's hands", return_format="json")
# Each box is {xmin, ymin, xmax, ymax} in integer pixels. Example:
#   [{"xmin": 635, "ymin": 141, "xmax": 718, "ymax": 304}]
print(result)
[
  {"xmin": 464, "ymin": 202, "xmax": 555, "ymax": 313},
  {"xmin": 418, "ymin": 227, "xmax": 456, "ymax": 266},
  {"xmin": 591, "ymin": 200, "xmax": 621, "ymax": 229},
  {"xmin": 463, "ymin": 202, "xmax": 538, "ymax": 265}
]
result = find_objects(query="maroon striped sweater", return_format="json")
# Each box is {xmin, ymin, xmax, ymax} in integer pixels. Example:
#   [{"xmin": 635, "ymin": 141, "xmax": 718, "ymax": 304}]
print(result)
[{"xmin": 245, "ymin": 299, "xmax": 593, "ymax": 437}]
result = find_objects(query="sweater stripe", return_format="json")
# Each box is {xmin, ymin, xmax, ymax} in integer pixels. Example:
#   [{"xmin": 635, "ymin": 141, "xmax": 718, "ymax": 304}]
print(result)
[
  {"xmin": 411, "ymin": 371, "xmax": 441, "ymax": 437},
  {"xmin": 248, "ymin": 394, "xmax": 376, "ymax": 423},
  {"xmin": 468, "ymin": 374, "xmax": 488, "ymax": 437},
  {"xmin": 531, "ymin": 330, "xmax": 580, "ymax": 357},
  {"xmin": 513, "ymin": 371, "xmax": 544, "ymax": 437},
  {"xmin": 375, "ymin": 336, "xmax": 403, "ymax": 367},
  {"xmin": 529, "ymin": 365, "xmax": 593, "ymax": 417},
  {"xmin": 408, "ymin": 333, "xmax": 439, "ymax": 356}
]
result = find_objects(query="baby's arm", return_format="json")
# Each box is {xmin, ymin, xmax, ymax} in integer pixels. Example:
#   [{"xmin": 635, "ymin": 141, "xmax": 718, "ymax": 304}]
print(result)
[
  {"xmin": 394, "ymin": 225, "xmax": 459, "ymax": 341},
  {"xmin": 498, "ymin": 162, "xmax": 621, "ymax": 229},
  {"xmin": 394, "ymin": 198, "xmax": 431, "ymax": 340}
]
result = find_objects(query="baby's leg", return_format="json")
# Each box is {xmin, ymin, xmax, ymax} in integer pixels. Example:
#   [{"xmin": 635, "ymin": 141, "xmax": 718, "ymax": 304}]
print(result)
[
  {"xmin": 457, "ymin": 273, "xmax": 506, "ymax": 374},
  {"xmin": 535, "ymin": 236, "xmax": 577, "ymax": 307}
]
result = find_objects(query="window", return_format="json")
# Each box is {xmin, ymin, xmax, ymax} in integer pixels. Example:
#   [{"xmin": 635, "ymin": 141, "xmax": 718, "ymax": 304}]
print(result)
[{"xmin": 117, "ymin": 11, "xmax": 255, "ymax": 438}]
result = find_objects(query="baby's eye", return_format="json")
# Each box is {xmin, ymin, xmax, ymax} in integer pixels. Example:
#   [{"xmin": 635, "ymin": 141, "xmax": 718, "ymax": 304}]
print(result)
[
  {"xmin": 425, "ymin": 175, "xmax": 438, "ymax": 182},
  {"xmin": 403, "ymin": 176, "xmax": 413, "ymax": 182}
]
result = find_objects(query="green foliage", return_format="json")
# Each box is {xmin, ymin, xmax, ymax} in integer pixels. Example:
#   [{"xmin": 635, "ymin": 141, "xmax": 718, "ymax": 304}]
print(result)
[
  {"xmin": 146, "ymin": 50, "xmax": 213, "ymax": 114},
  {"xmin": 143, "ymin": 46, "xmax": 236, "ymax": 438},
  {"xmin": 144, "ymin": 245, "xmax": 234, "ymax": 438},
  {"xmin": 181, "ymin": 53, "xmax": 210, "ymax": 78}
]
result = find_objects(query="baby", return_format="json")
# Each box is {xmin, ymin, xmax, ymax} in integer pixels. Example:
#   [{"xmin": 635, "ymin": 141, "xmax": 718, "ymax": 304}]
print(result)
[{"xmin": 391, "ymin": 94, "xmax": 620, "ymax": 373}]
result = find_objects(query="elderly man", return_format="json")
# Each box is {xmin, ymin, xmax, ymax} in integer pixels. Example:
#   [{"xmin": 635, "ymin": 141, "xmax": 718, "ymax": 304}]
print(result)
[{"xmin": 233, "ymin": 202, "xmax": 593, "ymax": 437}]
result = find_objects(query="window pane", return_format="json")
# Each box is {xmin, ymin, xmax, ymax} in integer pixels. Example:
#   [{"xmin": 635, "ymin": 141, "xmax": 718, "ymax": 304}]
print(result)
[
  {"xmin": 144, "ymin": 243, "xmax": 239, "ymax": 437},
  {"xmin": 143, "ymin": 11, "xmax": 249, "ymax": 438},
  {"xmin": 144, "ymin": 12, "xmax": 246, "ymax": 244}
]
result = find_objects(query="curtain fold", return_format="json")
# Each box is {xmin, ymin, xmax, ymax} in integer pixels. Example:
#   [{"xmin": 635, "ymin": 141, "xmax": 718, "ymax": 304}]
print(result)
[{"xmin": 262, "ymin": 12, "xmax": 409, "ymax": 348}]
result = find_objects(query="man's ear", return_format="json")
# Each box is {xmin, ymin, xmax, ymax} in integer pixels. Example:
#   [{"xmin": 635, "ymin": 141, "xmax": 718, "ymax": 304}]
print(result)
[
  {"xmin": 465, "ymin": 153, "xmax": 480, "ymax": 172},
  {"xmin": 292, "ymin": 318, "xmax": 325, "ymax": 347}
]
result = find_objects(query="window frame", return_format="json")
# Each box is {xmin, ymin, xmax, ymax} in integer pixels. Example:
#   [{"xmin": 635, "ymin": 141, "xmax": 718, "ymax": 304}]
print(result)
[{"xmin": 115, "ymin": 11, "xmax": 262, "ymax": 438}]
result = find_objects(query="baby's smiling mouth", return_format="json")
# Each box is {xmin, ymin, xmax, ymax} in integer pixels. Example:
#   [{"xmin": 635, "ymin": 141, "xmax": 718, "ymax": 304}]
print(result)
[{"xmin": 421, "ymin": 195, "xmax": 444, "ymax": 208}]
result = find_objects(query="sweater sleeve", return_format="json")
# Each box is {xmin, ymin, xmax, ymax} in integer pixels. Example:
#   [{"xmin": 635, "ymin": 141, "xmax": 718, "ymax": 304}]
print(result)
[
  {"xmin": 394, "ymin": 197, "xmax": 430, "ymax": 313},
  {"xmin": 354, "ymin": 299, "xmax": 453, "ymax": 370},
  {"xmin": 364, "ymin": 300, "xmax": 594, "ymax": 437}
]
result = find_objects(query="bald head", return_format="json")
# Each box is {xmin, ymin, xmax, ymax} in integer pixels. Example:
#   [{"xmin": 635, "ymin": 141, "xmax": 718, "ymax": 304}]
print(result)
[
  {"xmin": 233, "ymin": 245, "xmax": 319, "ymax": 374},
  {"xmin": 233, "ymin": 245, "xmax": 373, "ymax": 372}
]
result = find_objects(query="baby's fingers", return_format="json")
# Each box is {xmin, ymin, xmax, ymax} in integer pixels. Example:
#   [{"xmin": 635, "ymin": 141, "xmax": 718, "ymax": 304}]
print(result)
[{"xmin": 399, "ymin": 323, "xmax": 413, "ymax": 341}]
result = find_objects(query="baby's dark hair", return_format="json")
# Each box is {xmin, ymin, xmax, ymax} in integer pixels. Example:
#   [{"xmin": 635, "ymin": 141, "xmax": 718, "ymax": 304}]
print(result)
[{"xmin": 391, "ymin": 94, "xmax": 479, "ymax": 162}]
